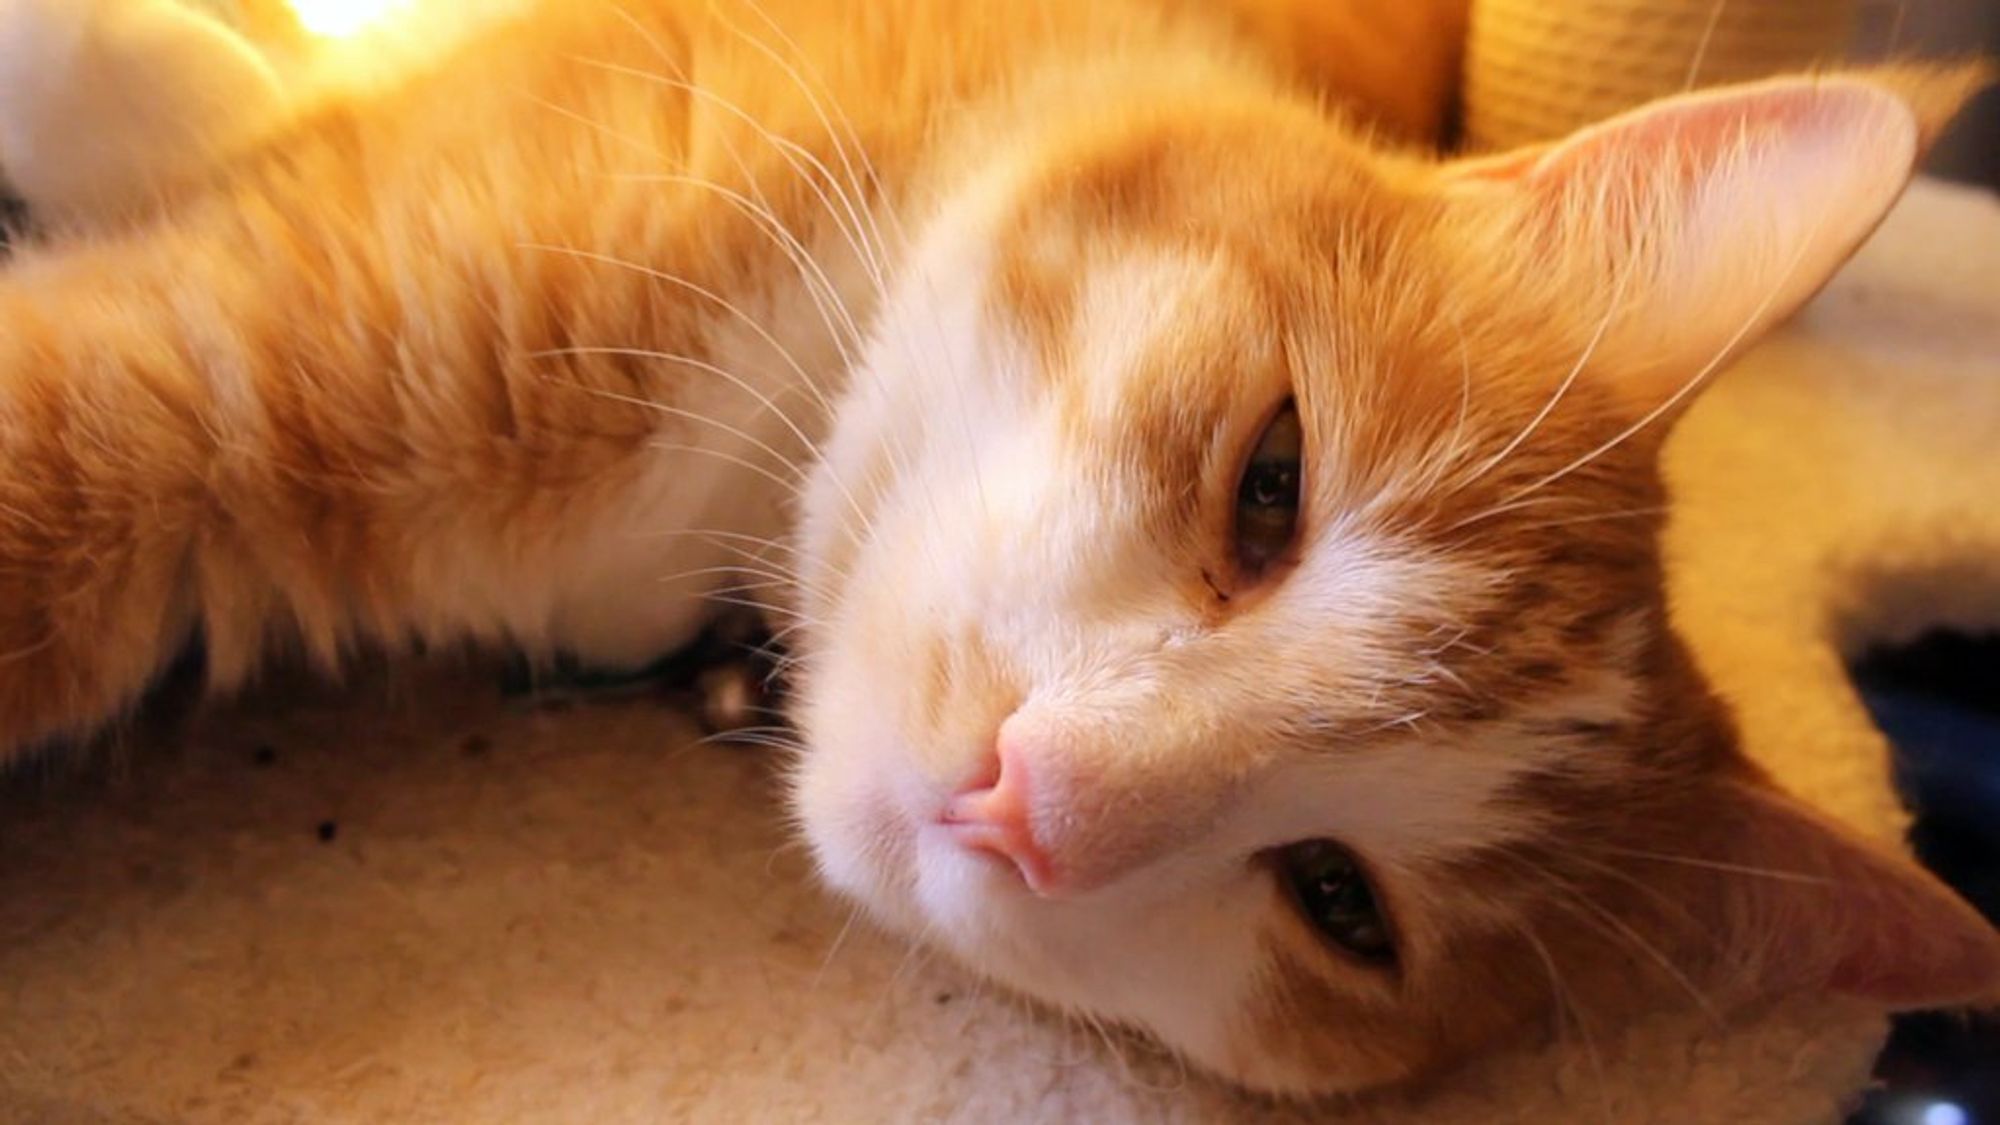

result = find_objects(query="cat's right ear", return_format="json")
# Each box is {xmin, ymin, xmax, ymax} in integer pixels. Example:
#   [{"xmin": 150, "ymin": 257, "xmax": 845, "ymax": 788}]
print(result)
[{"xmin": 1435, "ymin": 65, "xmax": 1990, "ymax": 416}]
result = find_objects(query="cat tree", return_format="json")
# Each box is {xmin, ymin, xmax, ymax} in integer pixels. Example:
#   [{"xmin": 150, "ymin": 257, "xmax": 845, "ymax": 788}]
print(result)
[{"xmin": 1465, "ymin": 0, "xmax": 1860, "ymax": 147}]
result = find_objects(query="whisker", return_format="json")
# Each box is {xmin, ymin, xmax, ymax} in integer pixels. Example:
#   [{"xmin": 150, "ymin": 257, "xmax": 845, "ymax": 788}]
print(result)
[
  {"xmin": 702, "ymin": 591, "xmax": 817, "ymax": 625},
  {"xmin": 1499, "ymin": 850, "xmax": 1724, "ymax": 1025},
  {"xmin": 812, "ymin": 900, "xmax": 868, "ymax": 993},
  {"xmin": 553, "ymin": 379, "xmax": 820, "ymax": 490},
  {"xmin": 698, "ymin": 579, "xmax": 803, "ymax": 603},
  {"xmin": 1543, "ymin": 844, "xmax": 1707, "ymax": 933},
  {"xmin": 1410, "ymin": 301, "xmax": 1480, "ymax": 499},
  {"xmin": 564, "ymin": 52, "xmax": 890, "ymax": 294},
  {"xmin": 1452, "ymin": 253, "xmax": 1637, "ymax": 498},
  {"xmin": 676, "ymin": 537, "xmax": 804, "ymax": 575},
  {"xmin": 1496, "ymin": 209, "xmax": 1832, "ymax": 512},
  {"xmin": 526, "ymin": 94, "xmax": 668, "ymax": 160},
  {"xmin": 537, "ymin": 345, "xmax": 870, "ymax": 528},
  {"xmin": 702, "ymin": 0, "xmax": 970, "ymax": 561},
  {"xmin": 648, "ymin": 530, "xmax": 847, "ymax": 606},
  {"xmin": 714, "ymin": 732, "xmax": 808, "ymax": 754},
  {"xmin": 600, "ymin": 1, "xmax": 884, "ymax": 316},
  {"xmin": 1505, "ymin": 505, "xmax": 1672, "ymax": 535},
  {"xmin": 519, "ymin": 243, "xmax": 838, "ymax": 419},
  {"xmin": 607, "ymin": 165, "xmax": 910, "ymax": 530},
  {"xmin": 1510, "ymin": 918, "xmax": 1612, "ymax": 1120},
  {"xmin": 645, "ymin": 527, "xmax": 807, "ymax": 556},
  {"xmin": 1683, "ymin": 0, "xmax": 1729, "ymax": 91},
  {"xmin": 611, "ymin": 171, "xmax": 869, "ymax": 349},
  {"xmin": 654, "ymin": 560, "xmax": 795, "ymax": 583},
  {"xmin": 761, "ymin": 837, "xmax": 812, "ymax": 877},
  {"xmin": 595, "ymin": 4, "xmax": 877, "ymax": 384},
  {"xmin": 651, "ymin": 441, "xmax": 807, "ymax": 504},
  {"xmin": 1578, "ymin": 844, "xmax": 1831, "ymax": 886},
  {"xmin": 708, "ymin": 0, "xmax": 900, "ymax": 282},
  {"xmin": 1441, "ymin": 493, "xmax": 1580, "ymax": 535}
]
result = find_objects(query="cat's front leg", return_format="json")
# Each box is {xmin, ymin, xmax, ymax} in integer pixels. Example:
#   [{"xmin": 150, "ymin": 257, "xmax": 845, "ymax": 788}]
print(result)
[
  {"xmin": 0, "ymin": 3, "xmax": 837, "ymax": 760},
  {"xmin": 0, "ymin": 214, "xmax": 812, "ymax": 762},
  {"xmin": 0, "ymin": 278, "xmax": 217, "ymax": 759}
]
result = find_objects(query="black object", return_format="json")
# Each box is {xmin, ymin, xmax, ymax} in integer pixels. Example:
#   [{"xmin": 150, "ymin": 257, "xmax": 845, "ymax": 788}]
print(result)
[
  {"xmin": 0, "ymin": 194, "xmax": 24, "ymax": 254},
  {"xmin": 1848, "ymin": 631, "xmax": 2000, "ymax": 1125},
  {"xmin": 498, "ymin": 609, "xmax": 786, "ymax": 734}
]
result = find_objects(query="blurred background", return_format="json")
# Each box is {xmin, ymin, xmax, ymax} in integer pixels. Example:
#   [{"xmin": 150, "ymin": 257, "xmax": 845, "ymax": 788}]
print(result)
[
  {"xmin": 1840, "ymin": 8, "xmax": 1997, "ymax": 1125},
  {"xmin": 1459, "ymin": 0, "xmax": 1998, "ymax": 187},
  {"xmin": 1846, "ymin": 6, "xmax": 1996, "ymax": 1124},
  {"xmin": 1857, "ymin": 0, "xmax": 2000, "ymax": 186}
]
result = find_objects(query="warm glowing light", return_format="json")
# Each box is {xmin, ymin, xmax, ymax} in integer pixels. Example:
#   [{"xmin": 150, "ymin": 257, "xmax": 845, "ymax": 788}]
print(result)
[{"xmin": 288, "ymin": 0, "xmax": 408, "ymax": 38}]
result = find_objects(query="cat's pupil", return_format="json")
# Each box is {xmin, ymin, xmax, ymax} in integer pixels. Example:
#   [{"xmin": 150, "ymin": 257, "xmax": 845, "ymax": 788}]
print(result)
[
  {"xmin": 1275, "ymin": 839, "xmax": 1395, "ymax": 964},
  {"xmin": 1247, "ymin": 464, "xmax": 1295, "ymax": 508}
]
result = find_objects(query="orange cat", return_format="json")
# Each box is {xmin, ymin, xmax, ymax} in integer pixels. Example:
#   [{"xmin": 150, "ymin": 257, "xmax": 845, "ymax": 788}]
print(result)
[{"xmin": 0, "ymin": 0, "xmax": 1994, "ymax": 1097}]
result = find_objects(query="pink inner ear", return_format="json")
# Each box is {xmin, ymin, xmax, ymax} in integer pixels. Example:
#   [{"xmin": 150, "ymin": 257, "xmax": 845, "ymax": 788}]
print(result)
[
  {"xmin": 1472, "ymin": 77, "xmax": 1918, "ymax": 197},
  {"xmin": 1718, "ymin": 783, "xmax": 2000, "ymax": 1011},
  {"xmin": 1435, "ymin": 75, "xmax": 1922, "ymax": 403},
  {"xmin": 1831, "ymin": 928, "xmax": 2000, "ymax": 1007},
  {"xmin": 1821, "ymin": 855, "xmax": 2000, "ymax": 1007}
]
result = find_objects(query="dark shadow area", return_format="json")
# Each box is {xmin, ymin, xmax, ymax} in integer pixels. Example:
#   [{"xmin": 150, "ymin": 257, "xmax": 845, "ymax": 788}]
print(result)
[
  {"xmin": 1849, "ymin": 631, "xmax": 2000, "ymax": 1125},
  {"xmin": 1852, "ymin": 0, "xmax": 2000, "ymax": 193},
  {"xmin": 0, "ymin": 193, "xmax": 24, "ymax": 252}
]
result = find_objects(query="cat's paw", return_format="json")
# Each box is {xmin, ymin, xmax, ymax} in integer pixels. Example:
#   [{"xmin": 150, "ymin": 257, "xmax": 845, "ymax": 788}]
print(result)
[
  {"xmin": 0, "ymin": 0, "xmax": 285, "ymax": 224},
  {"xmin": 496, "ymin": 611, "xmax": 787, "ymax": 738}
]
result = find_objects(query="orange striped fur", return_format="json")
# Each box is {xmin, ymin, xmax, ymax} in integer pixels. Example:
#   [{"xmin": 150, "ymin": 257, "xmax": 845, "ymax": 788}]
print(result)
[{"xmin": 0, "ymin": 0, "xmax": 1993, "ymax": 1097}]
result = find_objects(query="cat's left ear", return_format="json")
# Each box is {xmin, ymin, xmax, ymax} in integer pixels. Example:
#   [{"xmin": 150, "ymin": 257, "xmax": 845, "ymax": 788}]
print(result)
[
  {"xmin": 1696, "ymin": 778, "xmax": 2000, "ymax": 1010},
  {"xmin": 1439, "ymin": 65, "xmax": 1990, "ymax": 410}
]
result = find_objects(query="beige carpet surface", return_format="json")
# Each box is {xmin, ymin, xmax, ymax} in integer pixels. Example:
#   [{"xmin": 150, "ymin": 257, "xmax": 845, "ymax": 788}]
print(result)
[{"xmin": 1, "ymin": 178, "xmax": 1995, "ymax": 1123}]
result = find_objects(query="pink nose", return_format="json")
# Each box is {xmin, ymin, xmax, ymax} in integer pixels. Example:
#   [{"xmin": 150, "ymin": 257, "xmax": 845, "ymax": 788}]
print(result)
[{"xmin": 940, "ymin": 744, "xmax": 1058, "ymax": 893}]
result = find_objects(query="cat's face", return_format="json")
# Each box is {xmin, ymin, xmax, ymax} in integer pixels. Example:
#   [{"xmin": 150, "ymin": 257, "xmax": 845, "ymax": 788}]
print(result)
[{"xmin": 790, "ymin": 75, "xmax": 2000, "ymax": 1094}]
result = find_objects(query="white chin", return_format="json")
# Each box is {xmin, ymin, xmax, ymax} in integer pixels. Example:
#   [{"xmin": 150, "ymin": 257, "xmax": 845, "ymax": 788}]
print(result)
[{"xmin": 795, "ymin": 759, "xmax": 905, "ymax": 907}]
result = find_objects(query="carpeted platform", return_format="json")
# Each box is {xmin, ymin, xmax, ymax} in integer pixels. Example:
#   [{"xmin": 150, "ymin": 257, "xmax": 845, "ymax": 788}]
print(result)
[{"xmin": 1, "ymin": 178, "xmax": 1995, "ymax": 1123}]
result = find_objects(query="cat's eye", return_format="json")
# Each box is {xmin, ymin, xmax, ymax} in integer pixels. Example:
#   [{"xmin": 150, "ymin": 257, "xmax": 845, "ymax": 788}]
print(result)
[
  {"xmin": 1275, "ymin": 839, "xmax": 1395, "ymax": 965},
  {"xmin": 1233, "ymin": 401, "xmax": 1302, "ymax": 575}
]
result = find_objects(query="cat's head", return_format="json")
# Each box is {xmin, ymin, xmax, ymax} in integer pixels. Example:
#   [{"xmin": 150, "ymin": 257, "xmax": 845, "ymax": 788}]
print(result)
[{"xmin": 790, "ymin": 67, "xmax": 2000, "ymax": 1094}]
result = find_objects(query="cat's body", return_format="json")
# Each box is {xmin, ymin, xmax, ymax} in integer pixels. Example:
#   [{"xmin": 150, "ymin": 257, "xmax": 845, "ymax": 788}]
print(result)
[
  {"xmin": 0, "ymin": 0, "xmax": 1385, "ymax": 739},
  {"xmin": 0, "ymin": 0, "xmax": 897, "ymax": 728},
  {"xmin": 1, "ymin": 0, "xmax": 1996, "ymax": 1100}
]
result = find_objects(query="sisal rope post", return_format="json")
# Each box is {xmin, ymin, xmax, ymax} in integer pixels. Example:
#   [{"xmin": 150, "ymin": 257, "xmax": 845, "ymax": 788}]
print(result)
[{"xmin": 1463, "ymin": 0, "xmax": 1861, "ymax": 150}]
